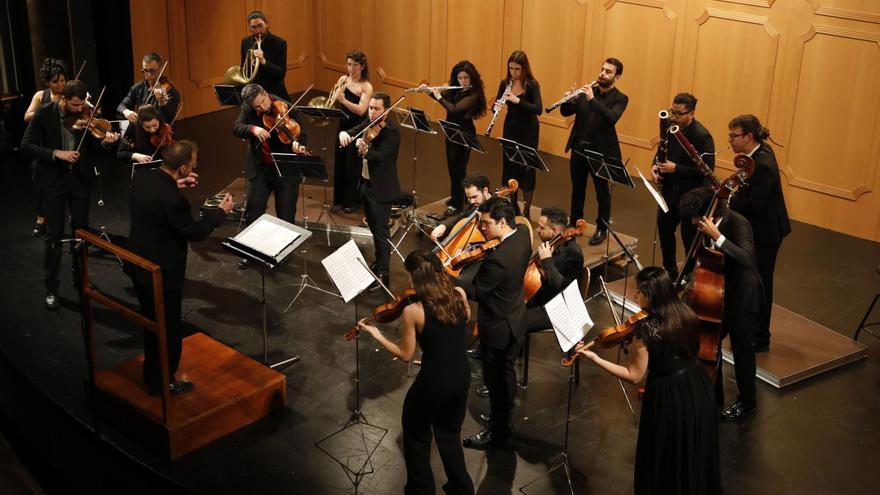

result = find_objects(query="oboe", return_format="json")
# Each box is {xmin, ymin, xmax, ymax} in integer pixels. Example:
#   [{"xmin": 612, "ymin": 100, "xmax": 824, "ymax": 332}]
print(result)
[
  {"xmin": 485, "ymin": 79, "xmax": 513, "ymax": 136},
  {"xmin": 544, "ymin": 80, "xmax": 598, "ymax": 113}
]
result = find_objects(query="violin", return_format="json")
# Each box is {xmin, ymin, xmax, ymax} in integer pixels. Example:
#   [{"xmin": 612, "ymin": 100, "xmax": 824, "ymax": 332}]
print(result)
[
  {"xmin": 68, "ymin": 106, "xmax": 113, "ymax": 139},
  {"xmin": 449, "ymin": 239, "xmax": 500, "ymax": 272},
  {"xmin": 561, "ymin": 310, "xmax": 650, "ymax": 367},
  {"xmin": 344, "ymin": 288, "xmax": 420, "ymax": 340},
  {"xmin": 263, "ymin": 99, "xmax": 302, "ymax": 144},
  {"xmin": 522, "ymin": 219, "xmax": 588, "ymax": 303},
  {"xmin": 150, "ymin": 123, "xmax": 174, "ymax": 148},
  {"xmin": 358, "ymin": 120, "xmax": 386, "ymax": 156}
]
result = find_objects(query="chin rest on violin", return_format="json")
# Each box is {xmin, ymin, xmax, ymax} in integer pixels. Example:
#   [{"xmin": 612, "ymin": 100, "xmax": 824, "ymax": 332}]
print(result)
[
  {"xmin": 343, "ymin": 289, "xmax": 419, "ymax": 341},
  {"xmin": 561, "ymin": 310, "xmax": 650, "ymax": 367}
]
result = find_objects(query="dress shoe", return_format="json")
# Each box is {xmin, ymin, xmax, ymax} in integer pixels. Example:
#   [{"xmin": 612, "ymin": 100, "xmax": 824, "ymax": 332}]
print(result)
[
  {"xmin": 44, "ymin": 292, "xmax": 60, "ymax": 310},
  {"xmin": 236, "ymin": 258, "xmax": 250, "ymax": 270},
  {"xmin": 31, "ymin": 223, "xmax": 46, "ymax": 237},
  {"xmin": 148, "ymin": 380, "xmax": 195, "ymax": 397},
  {"xmin": 476, "ymin": 385, "xmax": 489, "ymax": 398},
  {"xmin": 721, "ymin": 400, "xmax": 756, "ymax": 422},
  {"xmin": 463, "ymin": 428, "xmax": 503, "ymax": 449},
  {"xmin": 751, "ymin": 342, "xmax": 770, "ymax": 353},
  {"xmin": 466, "ymin": 347, "xmax": 482, "ymax": 359},
  {"xmin": 588, "ymin": 228, "xmax": 607, "ymax": 246}
]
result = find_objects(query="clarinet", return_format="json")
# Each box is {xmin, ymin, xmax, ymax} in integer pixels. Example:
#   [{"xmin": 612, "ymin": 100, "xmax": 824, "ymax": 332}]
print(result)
[
  {"xmin": 484, "ymin": 79, "xmax": 513, "ymax": 136},
  {"xmin": 653, "ymin": 109, "xmax": 671, "ymax": 190}
]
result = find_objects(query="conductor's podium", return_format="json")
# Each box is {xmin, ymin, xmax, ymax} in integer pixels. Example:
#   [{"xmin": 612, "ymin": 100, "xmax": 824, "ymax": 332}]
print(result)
[{"xmin": 93, "ymin": 332, "xmax": 286, "ymax": 460}]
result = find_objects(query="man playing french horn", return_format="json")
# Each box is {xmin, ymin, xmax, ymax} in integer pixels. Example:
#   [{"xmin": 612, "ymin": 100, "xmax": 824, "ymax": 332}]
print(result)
[{"xmin": 240, "ymin": 10, "xmax": 288, "ymax": 99}]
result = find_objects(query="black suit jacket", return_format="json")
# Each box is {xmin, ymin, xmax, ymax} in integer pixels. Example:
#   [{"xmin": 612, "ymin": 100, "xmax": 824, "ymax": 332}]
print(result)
[
  {"xmin": 128, "ymin": 168, "xmax": 225, "ymax": 290},
  {"xmin": 20, "ymin": 101, "xmax": 105, "ymax": 186},
  {"xmin": 662, "ymin": 119, "xmax": 715, "ymax": 194},
  {"xmin": 346, "ymin": 119, "xmax": 402, "ymax": 203},
  {"xmin": 560, "ymin": 86, "xmax": 628, "ymax": 157},
  {"xmin": 455, "ymin": 225, "xmax": 532, "ymax": 348},
  {"xmin": 528, "ymin": 239, "xmax": 585, "ymax": 308},
  {"xmin": 728, "ymin": 144, "xmax": 791, "ymax": 247},
  {"xmin": 231, "ymin": 93, "xmax": 307, "ymax": 180},
  {"xmin": 716, "ymin": 209, "xmax": 763, "ymax": 315},
  {"xmin": 116, "ymin": 79, "xmax": 181, "ymax": 123},
  {"xmin": 242, "ymin": 31, "xmax": 288, "ymax": 98}
]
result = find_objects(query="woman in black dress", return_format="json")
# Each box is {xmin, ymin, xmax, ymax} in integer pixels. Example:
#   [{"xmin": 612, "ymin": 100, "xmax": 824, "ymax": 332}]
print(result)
[
  {"xmin": 493, "ymin": 50, "xmax": 542, "ymax": 218},
  {"xmin": 357, "ymin": 250, "xmax": 474, "ymax": 495},
  {"xmin": 117, "ymin": 105, "xmax": 164, "ymax": 165},
  {"xmin": 577, "ymin": 267, "xmax": 721, "ymax": 495},
  {"xmin": 421, "ymin": 60, "xmax": 487, "ymax": 215},
  {"xmin": 334, "ymin": 49, "xmax": 373, "ymax": 213}
]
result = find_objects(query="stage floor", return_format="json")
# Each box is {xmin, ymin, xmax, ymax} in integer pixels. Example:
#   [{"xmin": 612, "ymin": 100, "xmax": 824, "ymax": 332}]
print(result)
[{"xmin": 0, "ymin": 105, "xmax": 878, "ymax": 494}]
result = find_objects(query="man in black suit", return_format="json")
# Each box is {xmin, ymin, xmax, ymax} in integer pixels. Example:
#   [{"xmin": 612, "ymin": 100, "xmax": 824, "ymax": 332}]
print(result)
[
  {"xmin": 20, "ymin": 80, "xmax": 119, "ymax": 310},
  {"xmin": 241, "ymin": 10, "xmax": 288, "ymax": 99},
  {"xmin": 455, "ymin": 196, "xmax": 532, "ymax": 447},
  {"xmin": 526, "ymin": 207, "xmax": 585, "ymax": 332},
  {"xmin": 680, "ymin": 186, "xmax": 762, "ymax": 421},
  {"xmin": 117, "ymin": 52, "xmax": 181, "ymax": 124},
  {"xmin": 653, "ymin": 93, "xmax": 715, "ymax": 281},
  {"xmin": 429, "ymin": 172, "xmax": 492, "ymax": 242},
  {"xmin": 561, "ymin": 57, "xmax": 628, "ymax": 245},
  {"xmin": 232, "ymin": 83, "xmax": 307, "ymax": 269},
  {"xmin": 727, "ymin": 115, "xmax": 791, "ymax": 353},
  {"xmin": 340, "ymin": 92, "xmax": 401, "ymax": 288},
  {"xmin": 128, "ymin": 140, "xmax": 233, "ymax": 395}
]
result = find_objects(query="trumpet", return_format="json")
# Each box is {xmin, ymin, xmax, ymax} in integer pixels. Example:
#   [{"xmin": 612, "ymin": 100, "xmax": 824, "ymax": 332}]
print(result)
[
  {"xmin": 485, "ymin": 79, "xmax": 513, "ymax": 136},
  {"xmin": 405, "ymin": 84, "xmax": 471, "ymax": 93},
  {"xmin": 544, "ymin": 80, "xmax": 598, "ymax": 113},
  {"xmin": 224, "ymin": 35, "xmax": 261, "ymax": 86}
]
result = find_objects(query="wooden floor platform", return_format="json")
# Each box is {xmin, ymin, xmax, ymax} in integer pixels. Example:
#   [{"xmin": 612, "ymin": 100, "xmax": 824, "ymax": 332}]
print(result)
[
  {"xmin": 606, "ymin": 277, "xmax": 868, "ymax": 388},
  {"xmin": 415, "ymin": 197, "xmax": 639, "ymax": 270},
  {"xmin": 93, "ymin": 332, "xmax": 286, "ymax": 460}
]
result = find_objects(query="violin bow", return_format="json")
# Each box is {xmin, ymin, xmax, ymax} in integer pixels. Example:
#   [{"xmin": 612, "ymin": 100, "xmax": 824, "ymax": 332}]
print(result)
[
  {"xmin": 265, "ymin": 83, "xmax": 313, "ymax": 135},
  {"xmin": 149, "ymin": 103, "xmax": 184, "ymax": 161},
  {"xmin": 74, "ymin": 86, "xmax": 106, "ymax": 154},
  {"xmin": 73, "ymin": 60, "xmax": 86, "ymax": 81},
  {"xmin": 347, "ymin": 95, "xmax": 406, "ymax": 143},
  {"xmin": 144, "ymin": 61, "xmax": 169, "ymax": 106}
]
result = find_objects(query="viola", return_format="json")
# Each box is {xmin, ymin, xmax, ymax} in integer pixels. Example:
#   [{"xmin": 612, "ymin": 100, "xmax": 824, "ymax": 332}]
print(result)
[
  {"xmin": 150, "ymin": 122, "xmax": 174, "ymax": 149},
  {"xmin": 561, "ymin": 310, "xmax": 650, "ymax": 367},
  {"xmin": 344, "ymin": 288, "xmax": 420, "ymax": 341},
  {"xmin": 522, "ymin": 219, "xmax": 588, "ymax": 303}
]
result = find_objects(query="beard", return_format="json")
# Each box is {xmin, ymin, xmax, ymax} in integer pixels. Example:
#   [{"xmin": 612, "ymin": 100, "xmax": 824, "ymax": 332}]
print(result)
[{"xmin": 597, "ymin": 78, "xmax": 613, "ymax": 89}]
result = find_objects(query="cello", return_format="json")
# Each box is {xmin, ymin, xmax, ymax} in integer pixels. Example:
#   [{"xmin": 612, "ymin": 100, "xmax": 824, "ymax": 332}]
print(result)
[{"xmin": 522, "ymin": 219, "xmax": 588, "ymax": 303}]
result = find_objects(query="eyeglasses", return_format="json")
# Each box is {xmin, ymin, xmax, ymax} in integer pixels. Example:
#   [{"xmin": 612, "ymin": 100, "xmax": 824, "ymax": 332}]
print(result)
[
  {"xmin": 670, "ymin": 110, "xmax": 692, "ymax": 118},
  {"xmin": 728, "ymin": 133, "xmax": 745, "ymax": 139}
]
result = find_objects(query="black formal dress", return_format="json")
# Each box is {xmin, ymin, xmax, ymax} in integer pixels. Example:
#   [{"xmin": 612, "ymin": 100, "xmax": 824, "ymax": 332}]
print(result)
[
  {"xmin": 633, "ymin": 315, "xmax": 721, "ymax": 495},
  {"xmin": 28, "ymin": 89, "xmax": 55, "ymax": 222},
  {"xmin": 455, "ymin": 225, "xmax": 531, "ymax": 437},
  {"xmin": 240, "ymin": 31, "xmax": 288, "ymax": 99},
  {"xmin": 497, "ymin": 79, "xmax": 542, "ymax": 214},
  {"xmin": 334, "ymin": 87, "xmax": 366, "ymax": 208},
  {"xmin": 402, "ymin": 305, "xmax": 473, "ymax": 495},
  {"xmin": 128, "ymin": 168, "xmax": 225, "ymax": 386},
  {"xmin": 346, "ymin": 119, "xmax": 401, "ymax": 281},
  {"xmin": 232, "ymin": 93, "xmax": 305, "ymax": 225},
  {"xmin": 20, "ymin": 102, "xmax": 109, "ymax": 293},
  {"xmin": 526, "ymin": 238, "xmax": 585, "ymax": 332},
  {"xmin": 560, "ymin": 87, "xmax": 628, "ymax": 227},
  {"xmin": 434, "ymin": 87, "xmax": 481, "ymax": 211},
  {"xmin": 713, "ymin": 209, "xmax": 762, "ymax": 406},
  {"xmin": 657, "ymin": 119, "xmax": 714, "ymax": 276},
  {"xmin": 116, "ymin": 79, "xmax": 181, "ymax": 124},
  {"xmin": 729, "ymin": 143, "xmax": 790, "ymax": 347},
  {"xmin": 116, "ymin": 124, "xmax": 159, "ymax": 164}
]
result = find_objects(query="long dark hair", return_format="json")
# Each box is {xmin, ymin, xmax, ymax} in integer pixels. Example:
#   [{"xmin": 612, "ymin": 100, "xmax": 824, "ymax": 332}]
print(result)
[
  {"xmin": 506, "ymin": 50, "xmax": 535, "ymax": 87},
  {"xmin": 404, "ymin": 250, "xmax": 468, "ymax": 326},
  {"xmin": 635, "ymin": 267, "xmax": 699, "ymax": 356},
  {"xmin": 346, "ymin": 49, "xmax": 369, "ymax": 80},
  {"xmin": 447, "ymin": 60, "xmax": 487, "ymax": 119}
]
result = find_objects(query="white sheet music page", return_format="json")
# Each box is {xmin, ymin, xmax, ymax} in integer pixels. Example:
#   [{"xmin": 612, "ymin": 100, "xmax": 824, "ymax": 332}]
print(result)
[
  {"xmin": 638, "ymin": 168, "xmax": 669, "ymax": 213},
  {"xmin": 321, "ymin": 239, "xmax": 374, "ymax": 302},
  {"xmin": 544, "ymin": 293, "xmax": 580, "ymax": 352},
  {"xmin": 235, "ymin": 220, "xmax": 300, "ymax": 257},
  {"xmin": 562, "ymin": 281, "xmax": 593, "ymax": 339}
]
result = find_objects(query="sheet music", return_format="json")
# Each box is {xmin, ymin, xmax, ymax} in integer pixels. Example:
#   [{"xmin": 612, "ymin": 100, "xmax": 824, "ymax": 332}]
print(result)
[
  {"xmin": 638, "ymin": 168, "xmax": 669, "ymax": 213},
  {"xmin": 234, "ymin": 221, "xmax": 300, "ymax": 257},
  {"xmin": 563, "ymin": 281, "xmax": 593, "ymax": 335},
  {"xmin": 545, "ymin": 281, "xmax": 593, "ymax": 352},
  {"xmin": 321, "ymin": 240, "xmax": 374, "ymax": 302}
]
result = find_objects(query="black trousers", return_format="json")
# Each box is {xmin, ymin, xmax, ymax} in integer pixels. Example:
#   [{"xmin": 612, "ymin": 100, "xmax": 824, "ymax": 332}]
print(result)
[
  {"xmin": 754, "ymin": 239, "xmax": 781, "ymax": 345},
  {"xmin": 43, "ymin": 173, "xmax": 91, "ymax": 292},
  {"xmin": 361, "ymin": 182, "xmax": 392, "ymax": 278},
  {"xmin": 657, "ymin": 192, "xmax": 697, "ymax": 274},
  {"xmin": 333, "ymin": 143, "xmax": 360, "ymax": 207},
  {"xmin": 445, "ymin": 139, "xmax": 471, "ymax": 211},
  {"xmin": 716, "ymin": 310, "xmax": 758, "ymax": 405},
  {"xmin": 135, "ymin": 284, "xmax": 183, "ymax": 386},
  {"xmin": 481, "ymin": 332, "xmax": 522, "ymax": 437},
  {"xmin": 402, "ymin": 374, "xmax": 473, "ymax": 495},
  {"xmin": 569, "ymin": 152, "xmax": 610, "ymax": 226},
  {"xmin": 245, "ymin": 164, "xmax": 301, "ymax": 225}
]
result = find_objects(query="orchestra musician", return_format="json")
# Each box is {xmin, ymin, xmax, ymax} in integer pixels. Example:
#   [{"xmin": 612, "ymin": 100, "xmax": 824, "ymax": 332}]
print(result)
[
  {"xmin": 232, "ymin": 83, "xmax": 308, "ymax": 269},
  {"xmin": 654, "ymin": 93, "xmax": 715, "ymax": 281},
  {"xmin": 495, "ymin": 51, "xmax": 542, "ymax": 218},
  {"xmin": 117, "ymin": 52, "xmax": 180, "ymax": 124},
  {"xmin": 562, "ymin": 57, "xmax": 628, "ymax": 245},
  {"xmin": 340, "ymin": 92, "xmax": 401, "ymax": 289},
  {"xmin": 20, "ymin": 80, "xmax": 119, "ymax": 310},
  {"xmin": 429, "ymin": 172, "xmax": 492, "ymax": 242},
  {"xmin": 356, "ymin": 250, "xmax": 474, "ymax": 495},
  {"xmin": 679, "ymin": 186, "xmax": 762, "ymax": 421},
  {"xmin": 727, "ymin": 115, "xmax": 790, "ymax": 354},
  {"xmin": 454, "ymin": 196, "xmax": 531, "ymax": 448},
  {"xmin": 24, "ymin": 57, "xmax": 68, "ymax": 237},
  {"xmin": 116, "ymin": 104, "xmax": 164, "ymax": 164},
  {"xmin": 128, "ymin": 140, "xmax": 233, "ymax": 396},
  {"xmin": 333, "ymin": 49, "xmax": 373, "ymax": 213},
  {"xmin": 421, "ymin": 60, "xmax": 487, "ymax": 215},
  {"xmin": 241, "ymin": 10, "xmax": 289, "ymax": 99},
  {"xmin": 576, "ymin": 267, "xmax": 721, "ymax": 494}
]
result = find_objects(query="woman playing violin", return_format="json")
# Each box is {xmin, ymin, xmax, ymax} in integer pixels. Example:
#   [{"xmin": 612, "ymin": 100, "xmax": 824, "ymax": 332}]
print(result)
[
  {"xmin": 576, "ymin": 267, "xmax": 720, "ymax": 495},
  {"xmin": 117, "ymin": 105, "xmax": 165, "ymax": 164},
  {"xmin": 356, "ymin": 250, "xmax": 474, "ymax": 495}
]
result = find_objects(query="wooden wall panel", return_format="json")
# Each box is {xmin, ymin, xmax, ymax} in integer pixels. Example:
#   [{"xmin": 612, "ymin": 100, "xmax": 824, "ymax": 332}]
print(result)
[
  {"xmin": 315, "ymin": 0, "xmax": 363, "ymax": 92},
  {"xmin": 262, "ymin": 0, "xmax": 314, "ymax": 94},
  {"xmin": 183, "ymin": 0, "xmax": 244, "ymax": 89}
]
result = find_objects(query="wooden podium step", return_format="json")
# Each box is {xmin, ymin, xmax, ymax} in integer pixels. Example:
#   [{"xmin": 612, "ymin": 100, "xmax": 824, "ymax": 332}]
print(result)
[{"xmin": 93, "ymin": 332, "xmax": 286, "ymax": 460}]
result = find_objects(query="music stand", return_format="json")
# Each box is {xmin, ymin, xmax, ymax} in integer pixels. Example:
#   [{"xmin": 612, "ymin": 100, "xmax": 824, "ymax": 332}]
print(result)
[
  {"xmin": 222, "ymin": 213, "xmax": 311, "ymax": 368},
  {"xmin": 269, "ymin": 153, "xmax": 342, "ymax": 314},
  {"xmin": 296, "ymin": 105, "xmax": 349, "ymax": 229},
  {"xmin": 438, "ymin": 119, "xmax": 486, "ymax": 155},
  {"xmin": 213, "ymin": 84, "xmax": 243, "ymax": 106},
  {"xmin": 130, "ymin": 159, "xmax": 162, "ymax": 180},
  {"xmin": 499, "ymin": 137, "xmax": 549, "ymax": 173}
]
